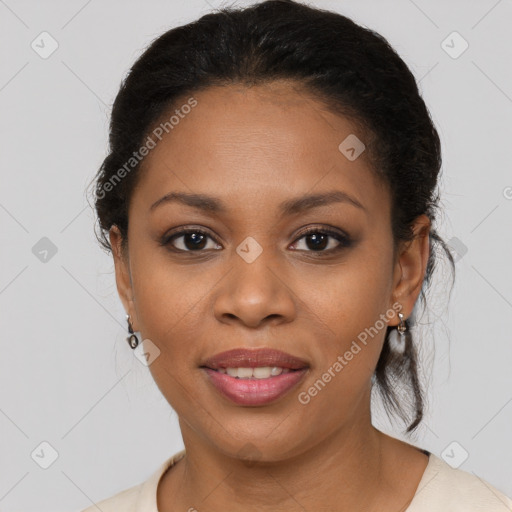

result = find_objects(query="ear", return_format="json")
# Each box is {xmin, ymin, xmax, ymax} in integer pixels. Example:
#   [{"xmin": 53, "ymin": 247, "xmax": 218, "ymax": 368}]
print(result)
[
  {"xmin": 110, "ymin": 225, "xmax": 138, "ymax": 331},
  {"xmin": 390, "ymin": 214, "xmax": 431, "ymax": 325}
]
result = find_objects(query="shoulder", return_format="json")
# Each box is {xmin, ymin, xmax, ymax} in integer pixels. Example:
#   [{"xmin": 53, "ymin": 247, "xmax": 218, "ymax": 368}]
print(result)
[
  {"xmin": 80, "ymin": 484, "xmax": 142, "ymax": 512},
  {"xmin": 79, "ymin": 449, "xmax": 186, "ymax": 512},
  {"xmin": 409, "ymin": 453, "xmax": 512, "ymax": 512}
]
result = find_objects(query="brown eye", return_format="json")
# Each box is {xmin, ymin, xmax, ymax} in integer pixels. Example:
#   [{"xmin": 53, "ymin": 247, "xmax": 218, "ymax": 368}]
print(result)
[
  {"xmin": 291, "ymin": 228, "xmax": 352, "ymax": 253},
  {"xmin": 162, "ymin": 229, "xmax": 222, "ymax": 252}
]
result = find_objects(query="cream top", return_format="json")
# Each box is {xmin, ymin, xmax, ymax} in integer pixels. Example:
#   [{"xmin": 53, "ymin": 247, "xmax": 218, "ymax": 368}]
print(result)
[{"xmin": 80, "ymin": 449, "xmax": 512, "ymax": 511}]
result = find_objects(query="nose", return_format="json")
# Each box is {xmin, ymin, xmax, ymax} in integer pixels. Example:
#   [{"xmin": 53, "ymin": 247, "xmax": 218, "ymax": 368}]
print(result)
[{"xmin": 212, "ymin": 248, "xmax": 297, "ymax": 329}]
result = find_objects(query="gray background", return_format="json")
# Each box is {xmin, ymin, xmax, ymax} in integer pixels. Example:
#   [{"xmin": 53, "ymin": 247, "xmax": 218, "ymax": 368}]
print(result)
[{"xmin": 1, "ymin": 0, "xmax": 511, "ymax": 510}]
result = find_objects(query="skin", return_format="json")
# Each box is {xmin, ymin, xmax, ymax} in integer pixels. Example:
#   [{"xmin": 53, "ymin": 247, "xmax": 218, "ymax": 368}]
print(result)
[{"xmin": 110, "ymin": 80, "xmax": 431, "ymax": 512}]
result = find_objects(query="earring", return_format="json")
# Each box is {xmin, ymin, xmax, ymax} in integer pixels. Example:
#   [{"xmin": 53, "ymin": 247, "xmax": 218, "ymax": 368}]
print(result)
[
  {"xmin": 126, "ymin": 314, "xmax": 139, "ymax": 349},
  {"xmin": 388, "ymin": 311, "xmax": 407, "ymax": 354},
  {"xmin": 397, "ymin": 312, "xmax": 407, "ymax": 335}
]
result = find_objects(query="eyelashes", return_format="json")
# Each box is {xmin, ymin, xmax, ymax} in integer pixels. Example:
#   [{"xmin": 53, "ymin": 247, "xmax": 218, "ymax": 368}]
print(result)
[
  {"xmin": 162, "ymin": 228, "xmax": 221, "ymax": 252},
  {"xmin": 292, "ymin": 227, "xmax": 352, "ymax": 252},
  {"xmin": 160, "ymin": 225, "xmax": 353, "ymax": 255}
]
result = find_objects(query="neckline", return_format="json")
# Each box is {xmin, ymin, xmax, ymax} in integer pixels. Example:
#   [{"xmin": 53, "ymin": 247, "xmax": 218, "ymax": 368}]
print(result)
[
  {"xmin": 152, "ymin": 449, "xmax": 186, "ymax": 511},
  {"xmin": 405, "ymin": 450, "xmax": 443, "ymax": 511},
  {"xmin": 152, "ymin": 448, "xmax": 437, "ymax": 512}
]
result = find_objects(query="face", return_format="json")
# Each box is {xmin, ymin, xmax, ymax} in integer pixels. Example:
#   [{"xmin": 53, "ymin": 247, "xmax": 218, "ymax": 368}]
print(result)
[{"xmin": 110, "ymin": 81, "xmax": 430, "ymax": 463}]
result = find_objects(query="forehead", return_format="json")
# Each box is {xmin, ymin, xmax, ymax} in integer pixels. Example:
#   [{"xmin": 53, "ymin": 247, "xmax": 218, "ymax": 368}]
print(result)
[{"xmin": 131, "ymin": 81, "xmax": 390, "ymax": 218}]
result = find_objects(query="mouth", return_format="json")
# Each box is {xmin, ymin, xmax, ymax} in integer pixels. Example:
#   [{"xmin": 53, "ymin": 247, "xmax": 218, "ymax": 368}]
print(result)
[
  {"xmin": 200, "ymin": 348, "xmax": 309, "ymax": 406},
  {"xmin": 200, "ymin": 347, "xmax": 309, "ymax": 372},
  {"xmin": 204, "ymin": 366, "xmax": 301, "ymax": 379}
]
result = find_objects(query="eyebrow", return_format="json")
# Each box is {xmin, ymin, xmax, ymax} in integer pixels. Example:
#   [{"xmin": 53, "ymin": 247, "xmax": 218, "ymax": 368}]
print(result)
[{"xmin": 150, "ymin": 190, "xmax": 366, "ymax": 216}]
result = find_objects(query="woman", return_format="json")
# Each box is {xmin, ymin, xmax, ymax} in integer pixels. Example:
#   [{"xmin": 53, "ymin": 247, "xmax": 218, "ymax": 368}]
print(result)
[{"xmin": 83, "ymin": 0, "xmax": 512, "ymax": 510}]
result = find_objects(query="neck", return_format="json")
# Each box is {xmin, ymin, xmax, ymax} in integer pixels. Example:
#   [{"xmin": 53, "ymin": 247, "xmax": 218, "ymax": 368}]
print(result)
[{"xmin": 159, "ymin": 413, "xmax": 391, "ymax": 511}]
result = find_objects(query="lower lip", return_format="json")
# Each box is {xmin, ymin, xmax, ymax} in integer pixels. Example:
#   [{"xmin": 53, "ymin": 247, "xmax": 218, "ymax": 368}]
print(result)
[{"xmin": 202, "ymin": 368, "xmax": 308, "ymax": 406}]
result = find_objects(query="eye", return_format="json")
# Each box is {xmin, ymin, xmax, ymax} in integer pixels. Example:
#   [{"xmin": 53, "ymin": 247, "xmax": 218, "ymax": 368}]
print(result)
[
  {"xmin": 161, "ymin": 228, "xmax": 222, "ymax": 252},
  {"xmin": 291, "ymin": 227, "xmax": 352, "ymax": 253},
  {"xmin": 161, "ymin": 226, "xmax": 352, "ymax": 254}
]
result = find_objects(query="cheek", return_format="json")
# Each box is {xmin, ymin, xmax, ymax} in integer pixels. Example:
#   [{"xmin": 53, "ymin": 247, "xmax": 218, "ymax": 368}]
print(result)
[
  {"xmin": 295, "ymin": 256, "xmax": 391, "ymax": 384},
  {"xmin": 129, "ymin": 244, "xmax": 211, "ymax": 345},
  {"xmin": 298, "ymin": 254, "xmax": 392, "ymax": 339}
]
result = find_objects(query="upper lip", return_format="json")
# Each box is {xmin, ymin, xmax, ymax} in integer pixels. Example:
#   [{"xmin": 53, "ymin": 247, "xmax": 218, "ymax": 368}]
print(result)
[{"xmin": 201, "ymin": 348, "xmax": 309, "ymax": 370}]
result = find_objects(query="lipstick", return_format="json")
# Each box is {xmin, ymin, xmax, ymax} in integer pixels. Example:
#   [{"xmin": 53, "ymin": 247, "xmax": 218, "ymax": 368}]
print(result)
[{"xmin": 200, "ymin": 348, "xmax": 309, "ymax": 406}]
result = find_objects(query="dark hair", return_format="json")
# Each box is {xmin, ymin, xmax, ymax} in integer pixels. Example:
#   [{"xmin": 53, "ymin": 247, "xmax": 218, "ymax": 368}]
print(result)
[{"xmin": 89, "ymin": 0, "xmax": 455, "ymax": 433}]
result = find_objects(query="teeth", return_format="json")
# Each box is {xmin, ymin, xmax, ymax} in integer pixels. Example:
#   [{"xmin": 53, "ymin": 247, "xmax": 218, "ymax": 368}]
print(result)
[
  {"xmin": 253, "ymin": 367, "xmax": 272, "ymax": 379},
  {"xmin": 220, "ymin": 367, "xmax": 291, "ymax": 379},
  {"xmin": 226, "ymin": 367, "xmax": 238, "ymax": 377},
  {"xmin": 237, "ymin": 367, "xmax": 253, "ymax": 379}
]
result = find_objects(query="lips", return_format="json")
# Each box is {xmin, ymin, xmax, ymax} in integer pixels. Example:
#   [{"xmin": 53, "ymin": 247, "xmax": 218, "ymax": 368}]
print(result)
[
  {"xmin": 200, "ymin": 348, "xmax": 309, "ymax": 371},
  {"xmin": 202, "ymin": 367, "xmax": 308, "ymax": 406},
  {"xmin": 200, "ymin": 348, "xmax": 310, "ymax": 406}
]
